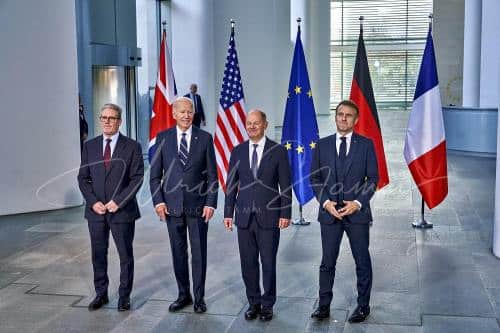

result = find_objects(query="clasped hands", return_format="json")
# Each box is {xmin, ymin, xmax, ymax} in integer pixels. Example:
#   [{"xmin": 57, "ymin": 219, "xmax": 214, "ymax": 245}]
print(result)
[
  {"xmin": 324, "ymin": 200, "xmax": 360, "ymax": 220},
  {"xmin": 223, "ymin": 217, "xmax": 290, "ymax": 232},
  {"xmin": 154, "ymin": 203, "xmax": 214, "ymax": 223},
  {"xmin": 92, "ymin": 200, "xmax": 119, "ymax": 215}
]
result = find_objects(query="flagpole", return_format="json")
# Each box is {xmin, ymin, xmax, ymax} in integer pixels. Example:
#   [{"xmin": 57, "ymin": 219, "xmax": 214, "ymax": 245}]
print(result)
[
  {"xmin": 291, "ymin": 16, "xmax": 311, "ymax": 227},
  {"xmin": 412, "ymin": 13, "xmax": 434, "ymax": 230}
]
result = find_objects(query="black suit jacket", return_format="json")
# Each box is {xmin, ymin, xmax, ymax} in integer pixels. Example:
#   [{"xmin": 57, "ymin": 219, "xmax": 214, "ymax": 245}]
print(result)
[
  {"xmin": 224, "ymin": 138, "xmax": 292, "ymax": 229},
  {"xmin": 310, "ymin": 132, "xmax": 378, "ymax": 224},
  {"xmin": 184, "ymin": 93, "xmax": 205, "ymax": 126},
  {"xmin": 149, "ymin": 126, "xmax": 218, "ymax": 217},
  {"xmin": 78, "ymin": 134, "xmax": 144, "ymax": 223}
]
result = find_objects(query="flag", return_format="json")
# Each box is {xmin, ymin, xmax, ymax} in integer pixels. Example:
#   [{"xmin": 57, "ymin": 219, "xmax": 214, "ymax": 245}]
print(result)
[
  {"xmin": 215, "ymin": 24, "xmax": 248, "ymax": 192},
  {"xmin": 281, "ymin": 26, "xmax": 319, "ymax": 206},
  {"xmin": 404, "ymin": 26, "xmax": 448, "ymax": 209},
  {"xmin": 350, "ymin": 24, "xmax": 390, "ymax": 190},
  {"xmin": 149, "ymin": 29, "xmax": 177, "ymax": 161}
]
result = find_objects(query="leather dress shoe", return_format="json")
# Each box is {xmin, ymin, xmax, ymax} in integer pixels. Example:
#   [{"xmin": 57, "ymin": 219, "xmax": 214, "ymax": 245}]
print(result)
[
  {"xmin": 348, "ymin": 305, "xmax": 370, "ymax": 323},
  {"xmin": 169, "ymin": 297, "xmax": 193, "ymax": 312},
  {"xmin": 118, "ymin": 297, "xmax": 131, "ymax": 311},
  {"xmin": 259, "ymin": 307, "xmax": 273, "ymax": 321},
  {"xmin": 88, "ymin": 295, "xmax": 109, "ymax": 311},
  {"xmin": 244, "ymin": 304, "xmax": 261, "ymax": 320},
  {"xmin": 194, "ymin": 300, "xmax": 207, "ymax": 313},
  {"xmin": 311, "ymin": 305, "xmax": 330, "ymax": 320}
]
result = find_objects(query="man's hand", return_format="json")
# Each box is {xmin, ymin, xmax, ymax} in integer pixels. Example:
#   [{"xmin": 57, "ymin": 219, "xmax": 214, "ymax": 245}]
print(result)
[
  {"xmin": 338, "ymin": 200, "xmax": 360, "ymax": 217},
  {"xmin": 155, "ymin": 203, "xmax": 169, "ymax": 221},
  {"xmin": 105, "ymin": 200, "xmax": 119, "ymax": 213},
  {"xmin": 92, "ymin": 201, "xmax": 106, "ymax": 215},
  {"xmin": 201, "ymin": 206, "xmax": 214, "ymax": 223},
  {"xmin": 224, "ymin": 218, "xmax": 233, "ymax": 231},
  {"xmin": 278, "ymin": 218, "xmax": 290, "ymax": 229},
  {"xmin": 325, "ymin": 201, "xmax": 343, "ymax": 220}
]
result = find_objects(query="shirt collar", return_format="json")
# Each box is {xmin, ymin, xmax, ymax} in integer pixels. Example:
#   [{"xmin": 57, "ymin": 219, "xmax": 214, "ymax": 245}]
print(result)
[
  {"xmin": 337, "ymin": 131, "xmax": 353, "ymax": 141},
  {"xmin": 176, "ymin": 125, "xmax": 193, "ymax": 137},
  {"xmin": 249, "ymin": 136, "xmax": 266, "ymax": 147},
  {"xmin": 104, "ymin": 132, "xmax": 119, "ymax": 142}
]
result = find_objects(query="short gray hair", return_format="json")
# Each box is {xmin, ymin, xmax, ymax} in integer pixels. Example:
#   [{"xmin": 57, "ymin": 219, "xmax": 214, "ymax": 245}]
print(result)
[
  {"xmin": 173, "ymin": 96, "xmax": 193, "ymax": 111},
  {"xmin": 101, "ymin": 103, "xmax": 122, "ymax": 118}
]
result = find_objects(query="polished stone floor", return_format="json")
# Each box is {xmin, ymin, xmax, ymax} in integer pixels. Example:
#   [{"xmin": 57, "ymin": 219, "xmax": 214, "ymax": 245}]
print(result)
[{"xmin": 0, "ymin": 111, "xmax": 499, "ymax": 332}]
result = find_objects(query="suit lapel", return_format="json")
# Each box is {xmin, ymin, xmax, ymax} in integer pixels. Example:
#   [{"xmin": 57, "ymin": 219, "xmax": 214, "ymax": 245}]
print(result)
[
  {"xmin": 256, "ymin": 138, "xmax": 273, "ymax": 179},
  {"xmin": 343, "ymin": 133, "xmax": 359, "ymax": 176},
  {"xmin": 167, "ymin": 129, "xmax": 183, "ymax": 169},
  {"xmin": 108, "ymin": 133, "xmax": 126, "ymax": 175},
  {"xmin": 330, "ymin": 134, "xmax": 337, "ymax": 172},
  {"xmin": 185, "ymin": 127, "xmax": 200, "ymax": 169}
]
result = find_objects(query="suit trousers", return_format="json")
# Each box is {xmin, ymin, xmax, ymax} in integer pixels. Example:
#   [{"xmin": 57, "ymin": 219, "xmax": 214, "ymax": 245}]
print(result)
[
  {"xmin": 88, "ymin": 219, "xmax": 135, "ymax": 298},
  {"xmin": 166, "ymin": 215, "xmax": 208, "ymax": 302},
  {"xmin": 318, "ymin": 220, "xmax": 372, "ymax": 307},
  {"xmin": 237, "ymin": 214, "xmax": 280, "ymax": 309}
]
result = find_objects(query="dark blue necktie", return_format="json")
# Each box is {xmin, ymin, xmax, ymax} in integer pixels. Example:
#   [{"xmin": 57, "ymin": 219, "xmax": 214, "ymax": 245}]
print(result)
[
  {"xmin": 339, "ymin": 136, "xmax": 347, "ymax": 162},
  {"xmin": 338, "ymin": 137, "xmax": 347, "ymax": 204},
  {"xmin": 179, "ymin": 133, "xmax": 189, "ymax": 167},
  {"xmin": 251, "ymin": 143, "xmax": 258, "ymax": 179}
]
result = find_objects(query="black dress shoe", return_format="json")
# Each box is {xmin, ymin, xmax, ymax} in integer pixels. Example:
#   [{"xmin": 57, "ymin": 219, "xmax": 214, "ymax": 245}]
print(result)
[
  {"xmin": 169, "ymin": 297, "xmax": 193, "ymax": 312},
  {"xmin": 88, "ymin": 295, "xmax": 109, "ymax": 311},
  {"xmin": 259, "ymin": 307, "xmax": 273, "ymax": 321},
  {"xmin": 194, "ymin": 300, "xmax": 207, "ymax": 313},
  {"xmin": 348, "ymin": 305, "xmax": 370, "ymax": 323},
  {"xmin": 311, "ymin": 305, "xmax": 330, "ymax": 320},
  {"xmin": 244, "ymin": 304, "xmax": 261, "ymax": 320},
  {"xmin": 118, "ymin": 297, "xmax": 131, "ymax": 312}
]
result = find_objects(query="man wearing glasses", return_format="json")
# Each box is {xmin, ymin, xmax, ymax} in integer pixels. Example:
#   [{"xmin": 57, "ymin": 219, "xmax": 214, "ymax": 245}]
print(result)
[{"xmin": 78, "ymin": 103, "xmax": 144, "ymax": 312}]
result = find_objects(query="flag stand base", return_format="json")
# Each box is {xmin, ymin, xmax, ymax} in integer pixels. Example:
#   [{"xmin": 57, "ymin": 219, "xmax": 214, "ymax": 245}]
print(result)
[
  {"xmin": 412, "ymin": 198, "xmax": 433, "ymax": 229},
  {"xmin": 292, "ymin": 205, "xmax": 310, "ymax": 226}
]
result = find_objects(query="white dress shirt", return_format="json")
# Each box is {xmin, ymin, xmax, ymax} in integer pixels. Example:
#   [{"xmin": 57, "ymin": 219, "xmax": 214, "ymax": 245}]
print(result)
[
  {"xmin": 103, "ymin": 132, "xmax": 120, "ymax": 157},
  {"xmin": 248, "ymin": 136, "xmax": 266, "ymax": 170},
  {"xmin": 335, "ymin": 131, "xmax": 353, "ymax": 156},
  {"xmin": 176, "ymin": 125, "xmax": 193, "ymax": 152}
]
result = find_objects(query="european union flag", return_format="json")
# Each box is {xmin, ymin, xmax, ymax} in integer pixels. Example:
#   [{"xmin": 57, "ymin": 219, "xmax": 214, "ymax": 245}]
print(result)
[{"xmin": 281, "ymin": 26, "xmax": 319, "ymax": 206}]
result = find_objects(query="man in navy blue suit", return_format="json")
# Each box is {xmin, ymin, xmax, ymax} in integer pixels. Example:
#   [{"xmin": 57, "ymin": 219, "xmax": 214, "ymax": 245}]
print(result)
[
  {"xmin": 184, "ymin": 83, "xmax": 206, "ymax": 128},
  {"xmin": 78, "ymin": 103, "xmax": 144, "ymax": 312},
  {"xmin": 150, "ymin": 97, "xmax": 218, "ymax": 314},
  {"xmin": 223, "ymin": 110, "xmax": 292, "ymax": 322},
  {"xmin": 310, "ymin": 100, "xmax": 379, "ymax": 323}
]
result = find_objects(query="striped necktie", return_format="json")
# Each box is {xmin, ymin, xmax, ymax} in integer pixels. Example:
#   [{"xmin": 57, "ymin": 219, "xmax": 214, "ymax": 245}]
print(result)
[{"xmin": 179, "ymin": 133, "xmax": 189, "ymax": 167}]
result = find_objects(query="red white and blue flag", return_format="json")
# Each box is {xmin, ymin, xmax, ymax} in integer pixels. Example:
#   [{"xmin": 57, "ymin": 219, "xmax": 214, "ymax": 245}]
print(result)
[
  {"xmin": 149, "ymin": 29, "xmax": 177, "ymax": 161},
  {"xmin": 404, "ymin": 26, "xmax": 448, "ymax": 209},
  {"xmin": 215, "ymin": 25, "xmax": 248, "ymax": 192}
]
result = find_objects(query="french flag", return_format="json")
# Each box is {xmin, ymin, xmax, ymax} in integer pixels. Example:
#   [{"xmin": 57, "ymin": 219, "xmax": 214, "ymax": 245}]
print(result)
[{"xmin": 404, "ymin": 26, "xmax": 448, "ymax": 209}]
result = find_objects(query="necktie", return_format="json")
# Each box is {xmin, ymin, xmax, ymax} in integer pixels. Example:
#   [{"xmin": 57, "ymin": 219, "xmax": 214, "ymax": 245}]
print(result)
[
  {"xmin": 193, "ymin": 95, "xmax": 198, "ymax": 113},
  {"xmin": 179, "ymin": 133, "xmax": 189, "ymax": 167},
  {"xmin": 251, "ymin": 144, "xmax": 258, "ymax": 179},
  {"xmin": 339, "ymin": 136, "xmax": 347, "ymax": 161},
  {"xmin": 338, "ymin": 136, "xmax": 347, "ymax": 203},
  {"xmin": 104, "ymin": 138, "xmax": 112, "ymax": 170}
]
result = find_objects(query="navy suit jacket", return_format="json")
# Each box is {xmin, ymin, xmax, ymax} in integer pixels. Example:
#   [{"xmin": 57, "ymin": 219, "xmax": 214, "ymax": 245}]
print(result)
[
  {"xmin": 184, "ymin": 93, "xmax": 205, "ymax": 125},
  {"xmin": 78, "ymin": 134, "xmax": 144, "ymax": 223},
  {"xmin": 310, "ymin": 132, "xmax": 378, "ymax": 224},
  {"xmin": 224, "ymin": 138, "xmax": 292, "ymax": 229},
  {"xmin": 149, "ymin": 126, "xmax": 218, "ymax": 217}
]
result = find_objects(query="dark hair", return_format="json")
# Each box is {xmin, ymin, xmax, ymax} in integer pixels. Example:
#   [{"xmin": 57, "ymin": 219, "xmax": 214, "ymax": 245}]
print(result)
[{"xmin": 335, "ymin": 100, "xmax": 359, "ymax": 117}]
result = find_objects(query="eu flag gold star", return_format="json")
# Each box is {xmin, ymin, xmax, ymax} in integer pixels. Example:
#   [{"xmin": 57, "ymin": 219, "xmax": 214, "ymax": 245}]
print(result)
[
  {"xmin": 284, "ymin": 142, "xmax": 292, "ymax": 150},
  {"xmin": 309, "ymin": 141, "xmax": 316, "ymax": 149},
  {"xmin": 307, "ymin": 90, "xmax": 313, "ymax": 98},
  {"xmin": 294, "ymin": 85, "xmax": 302, "ymax": 94},
  {"xmin": 296, "ymin": 145, "xmax": 304, "ymax": 154}
]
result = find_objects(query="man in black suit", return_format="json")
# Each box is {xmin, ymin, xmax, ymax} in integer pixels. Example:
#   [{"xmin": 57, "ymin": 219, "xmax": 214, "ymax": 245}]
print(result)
[
  {"xmin": 78, "ymin": 103, "xmax": 144, "ymax": 312},
  {"xmin": 184, "ymin": 83, "xmax": 206, "ymax": 127},
  {"xmin": 310, "ymin": 100, "xmax": 379, "ymax": 323},
  {"xmin": 223, "ymin": 110, "xmax": 292, "ymax": 322},
  {"xmin": 150, "ymin": 97, "xmax": 218, "ymax": 313}
]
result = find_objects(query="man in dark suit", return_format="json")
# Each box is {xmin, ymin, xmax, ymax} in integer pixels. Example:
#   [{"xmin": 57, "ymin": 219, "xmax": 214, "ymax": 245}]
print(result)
[
  {"xmin": 223, "ymin": 110, "xmax": 292, "ymax": 322},
  {"xmin": 310, "ymin": 100, "xmax": 379, "ymax": 323},
  {"xmin": 150, "ymin": 97, "xmax": 218, "ymax": 314},
  {"xmin": 78, "ymin": 94, "xmax": 88, "ymax": 153},
  {"xmin": 78, "ymin": 103, "xmax": 144, "ymax": 312},
  {"xmin": 184, "ymin": 83, "xmax": 206, "ymax": 127}
]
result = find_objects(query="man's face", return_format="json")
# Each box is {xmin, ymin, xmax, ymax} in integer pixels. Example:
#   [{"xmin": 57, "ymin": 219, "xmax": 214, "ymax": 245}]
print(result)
[
  {"xmin": 245, "ymin": 112, "xmax": 267, "ymax": 141},
  {"xmin": 190, "ymin": 85, "xmax": 197, "ymax": 94},
  {"xmin": 335, "ymin": 105, "xmax": 358, "ymax": 134},
  {"xmin": 173, "ymin": 100, "xmax": 194, "ymax": 131},
  {"xmin": 100, "ymin": 108, "xmax": 121, "ymax": 136}
]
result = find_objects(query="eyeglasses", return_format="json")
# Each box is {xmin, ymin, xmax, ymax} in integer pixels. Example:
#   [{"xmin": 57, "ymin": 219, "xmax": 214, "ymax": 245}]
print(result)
[{"xmin": 99, "ymin": 116, "xmax": 120, "ymax": 122}]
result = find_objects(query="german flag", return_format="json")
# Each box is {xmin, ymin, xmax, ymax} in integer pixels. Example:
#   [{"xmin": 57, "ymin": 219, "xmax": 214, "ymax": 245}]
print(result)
[{"xmin": 349, "ymin": 23, "xmax": 390, "ymax": 190}]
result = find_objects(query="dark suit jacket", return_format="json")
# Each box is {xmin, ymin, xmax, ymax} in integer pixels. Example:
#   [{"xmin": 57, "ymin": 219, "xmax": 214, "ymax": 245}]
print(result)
[
  {"xmin": 78, "ymin": 134, "xmax": 144, "ymax": 223},
  {"xmin": 310, "ymin": 132, "xmax": 378, "ymax": 224},
  {"xmin": 224, "ymin": 138, "xmax": 292, "ymax": 229},
  {"xmin": 149, "ymin": 126, "xmax": 218, "ymax": 217},
  {"xmin": 184, "ymin": 93, "xmax": 205, "ymax": 126}
]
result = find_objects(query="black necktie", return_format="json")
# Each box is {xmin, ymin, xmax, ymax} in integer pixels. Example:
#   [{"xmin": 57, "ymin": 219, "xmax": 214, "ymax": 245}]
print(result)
[
  {"xmin": 338, "ymin": 136, "xmax": 347, "ymax": 204},
  {"xmin": 339, "ymin": 136, "xmax": 347, "ymax": 161},
  {"xmin": 251, "ymin": 144, "xmax": 258, "ymax": 179},
  {"xmin": 179, "ymin": 133, "xmax": 189, "ymax": 167}
]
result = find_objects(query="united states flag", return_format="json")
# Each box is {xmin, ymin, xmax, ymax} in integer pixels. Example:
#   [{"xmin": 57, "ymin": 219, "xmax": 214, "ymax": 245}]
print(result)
[{"xmin": 215, "ymin": 25, "xmax": 248, "ymax": 192}]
